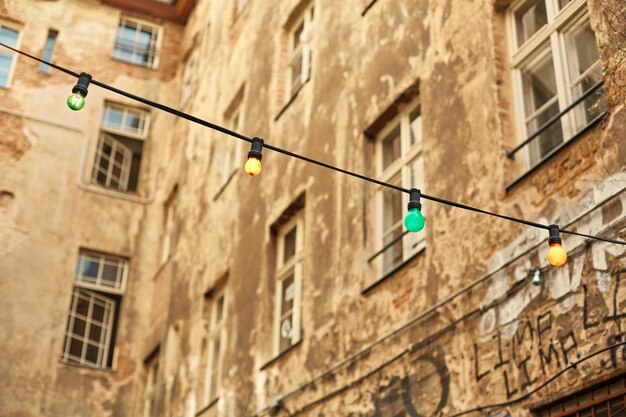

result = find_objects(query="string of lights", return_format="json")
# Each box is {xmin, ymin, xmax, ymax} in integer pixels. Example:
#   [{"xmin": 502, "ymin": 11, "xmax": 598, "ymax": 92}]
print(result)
[
  {"xmin": 2, "ymin": 40, "xmax": 626, "ymax": 267},
  {"xmin": 4, "ymin": 42, "xmax": 626, "ymax": 416}
]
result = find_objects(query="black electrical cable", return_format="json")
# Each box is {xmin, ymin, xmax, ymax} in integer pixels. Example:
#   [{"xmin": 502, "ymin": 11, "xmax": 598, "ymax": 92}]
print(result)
[{"xmin": 2, "ymin": 41, "xmax": 625, "ymax": 247}]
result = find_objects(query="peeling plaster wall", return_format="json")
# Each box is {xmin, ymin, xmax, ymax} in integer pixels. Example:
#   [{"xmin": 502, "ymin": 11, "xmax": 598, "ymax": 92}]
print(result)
[
  {"xmin": 0, "ymin": 0, "xmax": 183, "ymax": 416},
  {"xmin": 1, "ymin": 0, "xmax": 625, "ymax": 416}
]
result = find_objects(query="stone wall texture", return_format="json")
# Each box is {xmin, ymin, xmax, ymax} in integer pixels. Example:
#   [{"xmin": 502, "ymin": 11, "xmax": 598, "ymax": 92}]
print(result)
[{"xmin": 0, "ymin": 0, "xmax": 625, "ymax": 416}]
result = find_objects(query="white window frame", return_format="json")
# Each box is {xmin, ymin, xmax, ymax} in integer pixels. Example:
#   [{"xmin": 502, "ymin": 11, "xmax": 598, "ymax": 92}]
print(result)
[
  {"xmin": 203, "ymin": 289, "xmax": 226, "ymax": 405},
  {"xmin": 101, "ymin": 103, "xmax": 150, "ymax": 140},
  {"xmin": 74, "ymin": 249, "xmax": 129, "ymax": 294},
  {"xmin": 273, "ymin": 213, "xmax": 304, "ymax": 356},
  {"xmin": 0, "ymin": 22, "xmax": 21, "ymax": 88},
  {"xmin": 92, "ymin": 133, "xmax": 134, "ymax": 192},
  {"xmin": 61, "ymin": 250, "xmax": 128, "ymax": 369},
  {"xmin": 92, "ymin": 103, "xmax": 150, "ymax": 192},
  {"xmin": 374, "ymin": 97, "xmax": 425, "ymax": 277},
  {"xmin": 508, "ymin": 0, "xmax": 604, "ymax": 168},
  {"xmin": 287, "ymin": 4, "xmax": 314, "ymax": 100},
  {"xmin": 113, "ymin": 17, "xmax": 162, "ymax": 69}
]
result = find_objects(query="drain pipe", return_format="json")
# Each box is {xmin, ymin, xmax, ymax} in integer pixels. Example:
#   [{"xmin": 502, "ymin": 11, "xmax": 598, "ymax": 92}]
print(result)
[{"xmin": 0, "ymin": 107, "xmax": 158, "ymax": 204}]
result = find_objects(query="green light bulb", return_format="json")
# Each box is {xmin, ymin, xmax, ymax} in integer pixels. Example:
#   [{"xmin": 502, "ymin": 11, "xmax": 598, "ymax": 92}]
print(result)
[
  {"xmin": 67, "ymin": 91, "xmax": 85, "ymax": 111},
  {"xmin": 404, "ymin": 207, "xmax": 425, "ymax": 232}
]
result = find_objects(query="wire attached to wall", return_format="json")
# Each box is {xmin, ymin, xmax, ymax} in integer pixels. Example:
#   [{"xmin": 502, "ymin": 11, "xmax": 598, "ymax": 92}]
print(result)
[{"xmin": 2, "ymin": 42, "xmax": 624, "ymax": 255}]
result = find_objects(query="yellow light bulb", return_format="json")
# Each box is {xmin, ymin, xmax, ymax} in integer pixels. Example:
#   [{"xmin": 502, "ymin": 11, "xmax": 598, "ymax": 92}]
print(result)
[
  {"xmin": 244, "ymin": 157, "xmax": 262, "ymax": 176},
  {"xmin": 547, "ymin": 243, "xmax": 567, "ymax": 267}
]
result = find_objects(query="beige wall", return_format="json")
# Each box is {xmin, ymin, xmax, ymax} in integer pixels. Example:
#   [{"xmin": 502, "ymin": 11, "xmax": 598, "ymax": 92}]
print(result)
[{"xmin": 1, "ymin": 0, "xmax": 625, "ymax": 416}]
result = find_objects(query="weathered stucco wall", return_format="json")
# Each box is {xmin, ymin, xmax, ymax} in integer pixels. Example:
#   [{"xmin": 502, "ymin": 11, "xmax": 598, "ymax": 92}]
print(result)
[
  {"xmin": 1, "ymin": 0, "xmax": 625, "ymax": 416},
  {"xmin": 0, "ymin": 0, "xmax": 183, "ymax": 415}
]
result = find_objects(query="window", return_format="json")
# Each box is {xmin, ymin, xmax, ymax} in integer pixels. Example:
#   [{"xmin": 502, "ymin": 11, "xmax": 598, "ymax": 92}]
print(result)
[
  {"xmin": 287, "ymin": 4, "xmax": 314, "ymax": 98},
  {"xmin": 40, "ymin": 29, "xmax": 58, "ymax": 73},
  {"xmin": 143, "ymin": 350, "xmax": 160, "ymax": 417},
  {"xmin": 0, "ymin": 24, "xmax": 20, "ymax": 87},
  {"xmin": 274, "ymin": 212, "xmax": 303, "ymax": 355},
  {"xmin": 161, "ymin": 191, "xmax": 177, "ymax": 264},
  {"xmin": 92, "ymin": 103, "xmax": 149, "ymax": 192},
  {"xmin": 215, "ymin": 89, "xmax": 244, "ymax": 195},
  {"xmin": 535, "ymin": 374, "xmax": 626, "ymax": 417},
  {"xmin": 61, "ymin": 250, "xmax": 127, "ymax": 369},
  {"xmin": 509, "ymin": 0, "xmax": 607, "ymax": 167},
  {"xmin": 203, "ymin": 289, "xmax": 226, "ymax": 405},
  {"xmin": 113, "ymin": 17, "xmax": 160, "ymax": 68},
  {"xmin": 375, "ymin": 99, "xmax": 425, "ymax": 276}
]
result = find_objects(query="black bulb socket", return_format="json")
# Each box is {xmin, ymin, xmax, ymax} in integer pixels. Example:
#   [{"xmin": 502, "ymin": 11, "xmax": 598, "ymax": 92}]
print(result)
[
  {"xmin": 548, "ymin": 224, "xmax": 562, "ymax": 245},
  {"xmin": 72, "ymin": 72, "xmax": 92, "ymax": 97},
  {"xmin": 407, "ymin": 188, "xmax": 422, "ymax": 210},
  {"xmin": 247, "ymin": 137, "xmax": 264, "ymax": 161}
]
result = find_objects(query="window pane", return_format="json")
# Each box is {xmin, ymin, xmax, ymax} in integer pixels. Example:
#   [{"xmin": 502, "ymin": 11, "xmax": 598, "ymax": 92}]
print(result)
[
  {"xmin": 610, "ymin": 398, "xmax": 626, "ymax": 417},
  {"xmin": 527, "ymin": 101, "xmax": 562, "ymax": 164},
  {"xmin": 409, "ymin": 107, "xmax": 422, "ymax": 147},
  {"xmin": 558, "ymin": 0, "xmax": 572, "ymax": 10},
  {"xmin": 293, "ymin": 22, "xmax": 304, "ymax": 49},
  {"xmin": 102, "ymin": 262, "xmax": 119, "ymax": 286},
  {"xmin": 279, "ymin": 314, "xmax": 294, "ymax": 352},
  {"xmin": 520, "ymin": 48, "xmax": 563, "ymax": 164},
  {"xmin": 565, "ymin": 20, "xmax": 599, "ymax": 82},
  {"xmin": 0, "ymin": 27, "xmax": 19, "ymax": 47},
  {"xmin": 609, "ymin": 379, "xmax": 625, "ymax": 393},
  {"xmin": 40, "ymin": 30, "xmax": 58, "ymax": 73},
  {"xmin": 103, "ymin": 108, "xmax": 124, "ymax": 130},
  {"xmin": 382, "ymin": 225, "xmax": 403, "ymax": 274},
  {"xmin": 69, "ymin": 337, "xmax": 83, "ymax": 358},
  {"xmin": 82, "ymin": 258, "xmax": 100, "ymax": 280},
  {"xmin": 89, "ymin": 324, "xmax": 103, "ymax": 343},
  {"xmin": 595, "ymin": 403, "xmax": 609, "ymax": 417},
  {"xmin": 215, "ymin": 295, "xmax": 224, "ymax": 324},
  {"xmin": 381, "ymin": 174, "xmax": 403, "ymax": 272},
  {"xmin": 521, "ymin": 49, "xmax": 557, "ymax": 116},
  {"xmin": 283, "ymin": 226, "xmax": 297, "ymax": 263},
  {"xmin": 382, "ymin": 174, "xmax": 402, "ymax": 231},
  {"xmin": 73, "ymin": 318, "xmax": 86, "ymax": 336},
  {"xmin": 86, "ymin": 343, "xmax": 100, "ymax": 364},
  {"xmin": 381, "ymin": 124, "xmax": 401, "ymax": 170},
  {"xmin": 290, "ymin": 54, "xmax": 303, "ymax": 94},
  {"xmin": 281, "ymin": 274, "xmax": 295, "ymax": 313},
  {"xmin": 515, "ymin": 0, "xmax": 547, "ymax": 46}
]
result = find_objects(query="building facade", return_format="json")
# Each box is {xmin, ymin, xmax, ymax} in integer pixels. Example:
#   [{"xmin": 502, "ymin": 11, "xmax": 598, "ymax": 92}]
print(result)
[{"xmin": 0, "ymin": 0, "xmax": 625, "ymax": 416}]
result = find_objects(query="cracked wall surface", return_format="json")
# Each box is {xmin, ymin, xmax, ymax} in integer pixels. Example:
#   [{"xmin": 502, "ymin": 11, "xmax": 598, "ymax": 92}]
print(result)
[{"xmin": 0, "ymin": 0, "xmax": 625, "ymax": 416}]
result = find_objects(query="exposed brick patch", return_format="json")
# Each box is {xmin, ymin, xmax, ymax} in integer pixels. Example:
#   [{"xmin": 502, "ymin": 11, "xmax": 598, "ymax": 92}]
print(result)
[{"xmin": 0, "ymin": 113, "xmax": 30, "ymax": 162}]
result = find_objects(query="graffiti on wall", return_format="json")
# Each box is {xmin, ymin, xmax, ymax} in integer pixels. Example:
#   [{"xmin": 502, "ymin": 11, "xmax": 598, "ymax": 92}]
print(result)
[
  {"xmin": 371, "ymin": 354, "xmax": 450, "ymax": 417},
  {"xmin": 473, "ymin": 245, "xmax": 626, "ymax": 399}
]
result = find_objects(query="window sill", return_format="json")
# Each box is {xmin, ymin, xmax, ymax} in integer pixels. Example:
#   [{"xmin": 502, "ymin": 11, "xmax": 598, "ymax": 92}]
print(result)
[
  {"xmin": 274, "ymin": 80, "xmax": 309, "ymax": 122},
  {"xmin": 259, "ymin": 339, "xmax": 302, "ymax": 371},
  {"xmin": 505, "ymin": 112, "xmax": 608, "ymax": 192},
  {"xmin": 195, "ymin": 397, "xmax": 219, "ymax": 416},
  {"xmin": 361, "ymin": 0, "xmax": 379, "ymax": 16},
  {"xmin": 59, "ymin": 358, "xmax": 115, "ymax": 372},
  {"xmin": 361, "ymin": 247, "xmax": 424, "ymax": 295}
]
